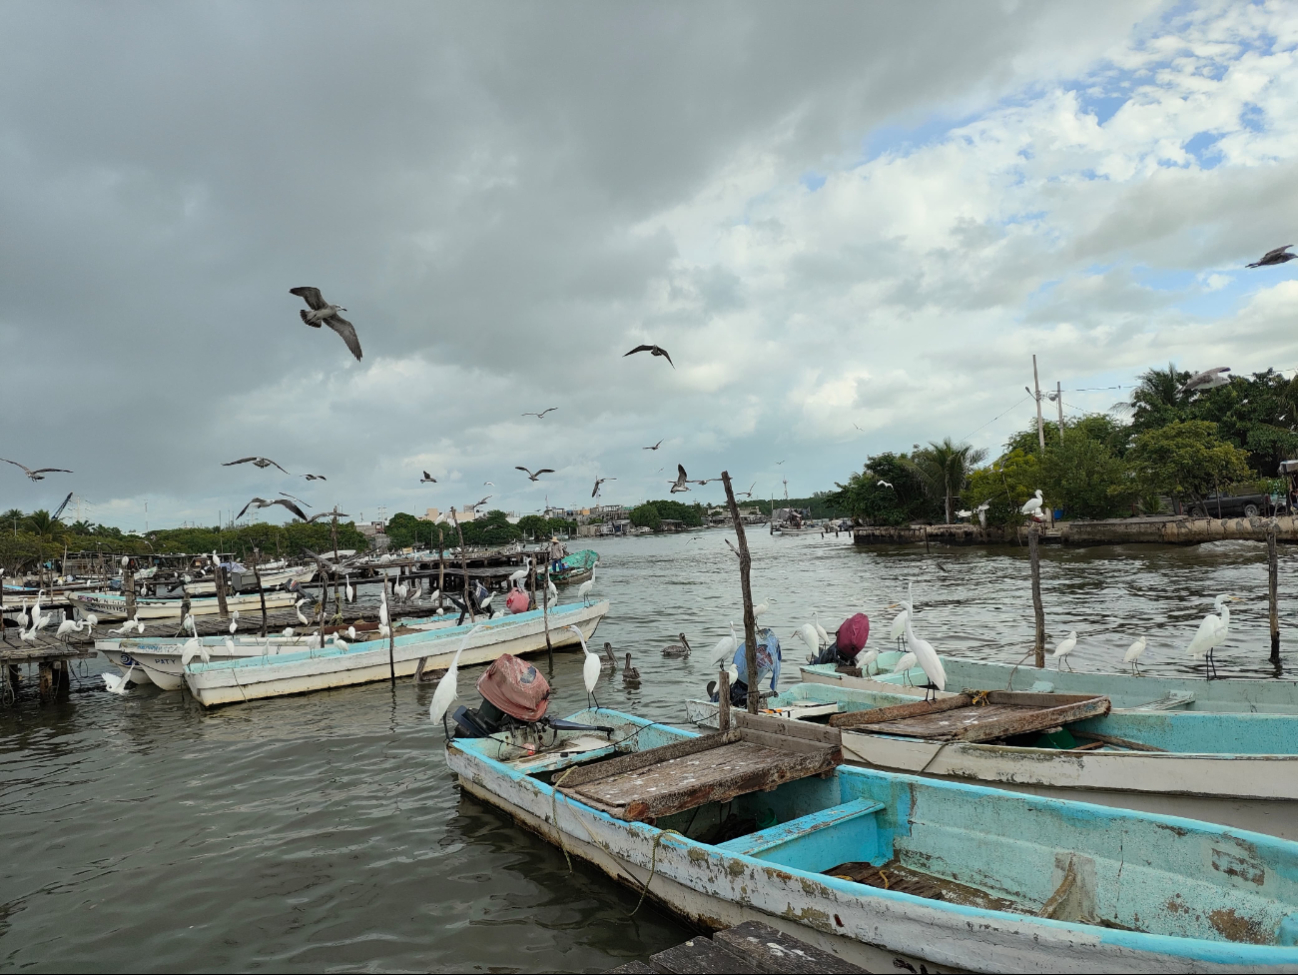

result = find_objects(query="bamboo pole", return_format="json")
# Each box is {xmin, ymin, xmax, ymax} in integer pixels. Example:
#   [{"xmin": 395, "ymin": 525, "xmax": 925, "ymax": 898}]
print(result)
[
  {"xmin": 721, "ymin": 472, "xmax": 760, "ymax": 714},
  {"xmin": 437, "ymin": 528, "xmax": 445, "ymax": 606},
  {"xmin": 1030, "ymin": 525, "xmax": 1044, "ymax": 667},
  {"xmin": 1269, "ymin": 523, "xmax": 1280, "ymax": 664},
  {"xmin": 452, "ymin": 511, "xmax": 474, "ymax": 622},
  {"xmin": 124, "ymin": 557, "xmax": 136, "ymax": 620},
  {"xmin": 253, "ymin": 546, "xmax": 267, "ymax": 639},
  {"xmin": 384, "ymin": 576, "xmax": 396, "ymax": 685},
  {"xmin": 214, "ymin": 556, "xmax": 229, "ymax": 618}
]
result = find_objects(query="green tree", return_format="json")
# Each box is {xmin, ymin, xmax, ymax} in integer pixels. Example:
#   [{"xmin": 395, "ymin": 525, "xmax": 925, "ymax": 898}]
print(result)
[
  {"xmin": 966, "ymin": 448, "xmax": 1043, "ymax": 527},
  {"xmin": 1189, "ymin": 368, "xmax": 1298, "ymax": 475},
  {"xmin": 629, "ymin": 503, "xmax": 661, "ymax": 531},
  {"xmin": 24, "ymin": 510, "xmax": 65, "ymax": 542},
  {"xmin": 908, "ymin": 438, "xmax": 988, "ymax": 524},
  {"xmin": 1128, "ymin": 420, "xmax": 1251, "ymax": 510},
  {"xmin": 1040, "ymin": 428, "xmax": 1134, "ymax": 519},
  {"xmin": 826, "ymin": 452, "xmax": 931, "ymax": 525},
  {"xmin": 385, "ymin": 512, "xmax": 426, "ymax": 549},
  {"xmin": 1123, "ymin": 362, "xmax": 1193, "ymax": 434}
]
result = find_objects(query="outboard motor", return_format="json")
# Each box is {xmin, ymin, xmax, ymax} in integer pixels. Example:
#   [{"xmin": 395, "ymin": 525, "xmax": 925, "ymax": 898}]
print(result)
[{"xmin": 452, "ymin": 653, "xmax": 613, "ymax": 739}]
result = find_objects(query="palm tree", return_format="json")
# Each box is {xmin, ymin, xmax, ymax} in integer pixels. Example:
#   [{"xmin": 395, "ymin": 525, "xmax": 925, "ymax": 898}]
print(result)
[
  {"xmin": 1122, "ymin": 362, "xmax": 1192, "ymax": 432},
  {"xmin": 24, "ymin": 510, "xmax": 65, "ymax": 542},
  {"xmin": 909, "ymin": 438, "xmax": 988, "ymax": 524}
]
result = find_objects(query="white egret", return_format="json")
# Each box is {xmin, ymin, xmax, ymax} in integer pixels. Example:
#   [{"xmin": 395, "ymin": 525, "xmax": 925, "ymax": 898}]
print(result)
[
  {"xmin": 103, "ymin": 665, "xmax": 135, "ymax": 695},
  {"xmin": 395, "ymin": 578, "xmax": 409, "ymax": 601},
  {"xmin": 889, "ymin": 608, "xmax": 909, "ymax": 651},
  {"xmin": 793, "ymin": 623, "xmax": 821, "ymax": 660},
  {"xmin": 567, "ymin": 624, "xmax": 602, "ymax": 709},
  {"xmin": 134, "ymin": 614, "xmax": 146, "ymax": 636},
  {"xmin": 295, "ymin": 600, "xmax": 310, "ymax": 626},
  {"xmin": 346, "ymin": 625, "xmax": 357, "ymax": 641},
  {"xmin": 1021, "ymin": 489, "xmax": 1045, "ymax": 519},
  {"xmin": 430, "ymin": 623, "xmax": 486, "ymax": 735},
  {"xmin": 1124, "ymin": 636, "xmax": 1148, "ymax": 675},
  {"xmin": 379, "ymin": 588, "xmax": 390, "ymax": 631},
  {"xmin": 183, "ymin": 613, "xmax": 197, "ymax": 637},
  {"xmin": 1187, "ymin": 594, "xmax": 1238, "ymax": 679},
  {"xmin": 577, "ymin": 569, "xmax": 595, "ymax": 606},
  {"xmin": 283, "ymin": 627, "xmax": 295, "ymax": 638},
  {"xmin": 894, "ymin": 651, "xmax": 917, "ymax": 683},
  {"xmin": 710, "ymin": 622, "xmax": 739, "ymax": 663},
  {"xmin": 1052, "ymin": 631, "xmax": 1079, "ymax": 671},
  {"xmin": 31, "ymin": 592, "xmax": 51, "ymax": 633},
  {"xmin": 344, "ymin": 575, "xmax": 355, "ymax": 603},
  {"xmin": 812, "ymin": 612, "xmax": 830, "ymax": 648},
  {"xmin": 83, "ymin": 613, "xmax": 98, "ymax": 632},
  {"xmin": 858, "ymin": 647, "xmax": 880, "ymax": 675},
  {"xmin": 333, "ymin": 637, "xmax": 349, "ymax": 651},
  {"xmin": 224, "ymin": 637, "xmax": 236, "ymax": 655},
  {"xmin": 55, "ymin": 619, "xmax": 81, "ymax": 640},
  {"xmin": 181, "ymin": 636, "xmax": 210, "ymax": 667},
  {"xmin": 229, "ymin": 610, "xmax": 240, "ymax": 634},
  {"xmin": 545, "ymin": 579, "xmax": 558, "ymax": 606},
  {"xmin": 753, "ymin": 598, "xmax": 771, "ymax": 619},
  {"xmin": 507, "ymin": 559, "xmax": 532, "ymax": 587},
  {"xmin": 899, "ymin": 601, "xmax": 945, "ymax": 699}
]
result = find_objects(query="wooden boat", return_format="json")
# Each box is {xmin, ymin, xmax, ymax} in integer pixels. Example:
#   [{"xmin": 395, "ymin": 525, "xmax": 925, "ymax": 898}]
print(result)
[
  {"xmin": 158, "ymin": 565, "xmax": 315, "ymax": 595},
  {"xmin": 688, "ymin": 682, "xmax": 1298, "ymax": 840},
  {"xmin": 69, "ymin": 589, "xmax": 301, "ymax": 621},
  {"xmin": 183, "ymin": 600, "xmax": 608, "ymax": 706},
  {"xmin": 449, "ymin": 705, "xmax": 1298, "ymax": 973},
  {"xmin": 551, "ymin": 549, "xmax": 598, "ymax": 586},
  {"xmin": 800, "ymin": 656, "xmax": 1298, "ymax": 713}
]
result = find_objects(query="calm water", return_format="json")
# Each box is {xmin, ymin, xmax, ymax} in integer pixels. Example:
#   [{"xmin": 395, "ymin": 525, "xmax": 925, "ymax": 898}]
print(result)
[{"xmin": 3, "ymin": 531, "xmax": 1296, "ymax": 972}]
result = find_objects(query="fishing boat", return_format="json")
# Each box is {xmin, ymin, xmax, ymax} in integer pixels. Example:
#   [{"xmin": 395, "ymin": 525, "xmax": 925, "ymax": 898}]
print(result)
[
  {"xmin": 551, "ymin": 549, "xmax": 598, "ymax": 586},
  {"xmin": 448, "ymin": 705, "xmax": 1298, "ymax": 973},
  {"xmin": 800, "ymin": 656, "xmax": 1298, "ymax": 713},
  {"xmin": 157, "ymin": 564, "xmax": 315, "ymax": 596},
  {"xmin": 69, "ymin": 589, "xmax": 302, "ymax": 620},
  {"xmin": 686, "ymin": 682, "xmax": 1298, "ymax": 840},
  {"xmin": 182, "ymin": 600, "xmax": 609, "ymax": 706}
]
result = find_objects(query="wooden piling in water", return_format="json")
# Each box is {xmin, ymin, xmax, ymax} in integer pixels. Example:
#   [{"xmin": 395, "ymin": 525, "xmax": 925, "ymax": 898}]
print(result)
[
  {"xmin": 1270, "ymin": 523, "xmax": 1281, "ymax": 664},
  {"xmin": 452, "ymin": 512, "xmax": 474, "ymax": 622},
  {"xmin": 214, "ymin": 558, "xmax": 228, "ymax": 618},
  {"xmin": 253, "ymin": 547, "xmax": 268, "ymax": 639},
  {"xmin": 1030, "ymin": 524, "xmax": 1045, "ymax": 668},
  {"xmin": 437, "ymin": 529, "xmax": 445, "ymax": 599},
  {"xmin": 543, "ymin": 561, "xmax": 553, "ymax": 671},
  {"xmin": 722, "ymin": 472, "xmax": 760, "ymax": 715},
  {"xmin": 717, "ymin": 669, "xmax": 730, "ymax": 732},
  {"xmin": 384, "ymin": 576, "xmax": 396, "ymax": 685},
  {"xmin": 124, "ymin": 558, "xmax": 136, "ymax": 620}
]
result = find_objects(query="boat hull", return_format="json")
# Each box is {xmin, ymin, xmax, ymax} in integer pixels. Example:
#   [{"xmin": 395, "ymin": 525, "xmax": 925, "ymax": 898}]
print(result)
[
  {"xmin": 71, "ymin": 590, "xmax": 300, "ymax": 620},
  {"xmin": 96, "ymin": 645, "xmax": 156, "ymax": 685},
  {"xmin": 184, "ymin": 601, "xmax": 609, "ymax": 706}
]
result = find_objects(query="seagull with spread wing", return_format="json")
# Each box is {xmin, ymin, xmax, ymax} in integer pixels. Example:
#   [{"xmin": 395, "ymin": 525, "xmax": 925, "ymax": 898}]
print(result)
[
  {"xmin": 300, "ymin": 472, "xmax": 327, "ymax": 481},
  {"xmin": 236, "ymin": 497, "xmax": 309, "ymax": 522},
  {"xmin": 289, "ymin": 287, "xmax": 363, "ymax": 360},
  {"xmin": 643, "ymin": 439, "xmax": 663, "ymax": 450},
  {"xmin": 0, "ymin": 458, "xmax": 72, "ymax": 481},
  {"xmin": 624, "ymin": 344, "xmax": 674, "ymax": 367},
  {"xmin": 470, "ymin": 496, "xmax": 492, "ymax": 511},
  {"xmin": 305, "ymin": 507, "xmax": 350, "ymax": 523},
  {"xmin": 223, "ymin": 456, "xmax": 289, "ymax": 474},
  {"xmin": 669, "ymin": 464, "xmax": 690, "ymax": 493},
  {"xmin": 420, "ymin": 471, "xmax": 437, "ymax": 483},
  {"xmin": 279, "ymin": 491, "xmax": 311, "ymax": 508},
  {"xmin": 516, "ymin": 466, "xmax": 554, "ymax": 482},
  {"xmin": 592, "ymin": 476, "xmax": 616, "ymax": 498},
  {"xmin": 522, "ymin": 408, "xmax": 557, "ymax": 419},
  {"xmin": 736, "ymin": 482, "xmax": 756, "ymax": 499},
  {"xmin": 1247, "ymin": 245, "xmax": 1298, "ymax": 268}
]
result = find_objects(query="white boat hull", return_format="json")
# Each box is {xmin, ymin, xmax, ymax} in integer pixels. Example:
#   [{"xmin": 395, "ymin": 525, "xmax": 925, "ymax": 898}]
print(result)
[
  {"xmin": 96, "ymin": 645, "xmax": 156, "ymax": 685},
  {"xmin": 71, "ymin": 590, "xmax": 302, "ymax": 620},
  {"xmin": 184, "ymin": 601, "xmax": 609, "ymax": 706}
]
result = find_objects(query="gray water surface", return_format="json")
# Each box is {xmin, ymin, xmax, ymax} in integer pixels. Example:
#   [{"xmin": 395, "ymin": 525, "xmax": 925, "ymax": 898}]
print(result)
[{"xmin": 3, "ymin": 531, "xmax": 1295, "ymax": 972}]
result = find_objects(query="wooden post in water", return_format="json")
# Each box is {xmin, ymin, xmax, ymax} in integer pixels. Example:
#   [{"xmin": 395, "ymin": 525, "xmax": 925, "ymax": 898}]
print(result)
[
  {"xmin": 1269, "ymin": 523, "xmax": 1281, "ymax": 664},
  {"xmin": 437, "ymin": 529, "xmax": 445, "ymax": 602},
  {"xmin": 721, "ymin": 472, "xmax": 760, "ymax": 714},
  {"xmin": 123, "ymin": 557, "xmax": 136, "ymax": 620},
  {"xmin": 542, "ymin": 561, "xmax": 554, "ymax": 671},
  {"xmin": 214, "ymin": 556, "xmax": 228, "ymax": 618},
  {"xmin": 452, "ymin": 511, "xmax": 474, "ymax": 623},
  {"xmin": 717, "ymin": 669, "xmax": 730, "ymax": 732},
  {"xmin": 383, "ymin": 576, "xmax": 396, "ymax": 685},
  {"xmin": 1029, "ymin": 524, "xmax": 1045, "ymax": 667},
  {"xmin": 253, "ymin": 547, "xmax": 268, "ymax": 639}
]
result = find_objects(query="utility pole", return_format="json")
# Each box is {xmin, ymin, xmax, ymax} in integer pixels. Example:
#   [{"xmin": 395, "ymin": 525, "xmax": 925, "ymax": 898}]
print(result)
[
  {"xmin": 1056, "ymin": 381, "xmax": 1064, "ymax": 434},
  {"xmin": 1026, "ymin": 355, "xmax": 1045, "ymax": 453}
]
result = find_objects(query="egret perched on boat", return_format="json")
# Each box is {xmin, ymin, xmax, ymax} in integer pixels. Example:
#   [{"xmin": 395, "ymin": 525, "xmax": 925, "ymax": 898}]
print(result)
[
  {"xmin": 898, "ymin": 599, "xmax": 945, "ymax": 699},
  {"xmin": 183, "ymin": 613, "xmax": 197, "ymax": 637},
  {"xmin": 577, "ymin": 569, "xmax": 595, "ymax": 606},
  {"xmin": 812, "ymin": 612, "xmax": 830, "ymax": 648},
  {"xmin": 889, "ymin": 607, "xmax": 909, "ymax": 650},
  {"xmin": 566, "ymin": 624, "xmax": 603, "ymax": 709},
  {"xmin": 346, "ymin": 625, "xmax": 357, "ymax": 641},
  {"xmin": 1125, "ymin": 636, "xmax": 1148, "ymax": 675},
  {"xmin": 858, "ymin": 647, "xmax": 880, "ymax": 675},
  {"xmin": 181, "ymin": 636, "xmax": 210, "ymax": 667},
  {"xmin": 224, "ymin": 637, "xmax": 236, "ymax": 655},
  {"xmin": 229, "ymin": 610, "xmax": 240, "ymax": 634},
  {"xmin": 1021, "ymin": 489, "xmax": 1045, "ymax": 520},
  {"xmin": 430, "ymin": 623, "xmax": 486, "ymax": 736},
  {"xmin": 295, "ymin": 600, "xmax": 310, "ymax": 626},
  {"xmin": 345, "ymin": 575, "xmax": 354, "ymax": 603},
  {"xmin": 1053, "ymin": 631, "xmax": 1079, "ymax": 671},
  {"xmin": 662, "ymin": 633, "xmax": 692, "ymax": 658},
  {"xmin": 1187, "ymin": 594, "xmax": 1238, "ymax": 679},
  {"xmin": 103, "ymin": 665, "xmax": 135, "ymax": 694},
  {"xmin": 507, "ymin": 559, "xmax": 532, "ymax": 587},
  {"xmin": 793, "ymin": 623, "xmax": 821, "ymax": 659},
  {"xmin": 894, "ymin": 650, "xmax": 917, "ymax": 682},
  {"xmin": 710, "ymin": 622, "xmax": 739, "ymax": 662}
]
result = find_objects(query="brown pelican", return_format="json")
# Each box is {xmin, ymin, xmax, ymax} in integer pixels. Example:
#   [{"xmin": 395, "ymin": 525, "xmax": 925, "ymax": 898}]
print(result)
[{"xmin": 662, "ymin": 633, "xmax": 692, "ymax": 658}]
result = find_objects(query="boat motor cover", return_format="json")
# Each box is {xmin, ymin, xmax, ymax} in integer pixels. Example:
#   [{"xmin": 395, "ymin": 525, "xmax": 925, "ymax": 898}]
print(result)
[
  {"xmin": 476, "ymin": 653, "xmax": 551, "ymax": 722},
  {"xmin": 505, "ymin": 588, "xmax": 530, "ymax": 615},
  {"xmin": 835, "ymin": 613, "xmax": 870, "ymax": 660}
]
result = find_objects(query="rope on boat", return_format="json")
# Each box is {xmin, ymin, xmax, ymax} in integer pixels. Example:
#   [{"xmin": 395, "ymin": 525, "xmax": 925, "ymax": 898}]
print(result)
[{"xmin": 627, "ymin": 828, "xmax": 683, "ymax": 918}]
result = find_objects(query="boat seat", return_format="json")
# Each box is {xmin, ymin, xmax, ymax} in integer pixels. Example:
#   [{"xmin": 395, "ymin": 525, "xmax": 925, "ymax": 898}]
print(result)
[{"xmin": 715, "ymin": 798, "xmax": 887, "ymax": 872}]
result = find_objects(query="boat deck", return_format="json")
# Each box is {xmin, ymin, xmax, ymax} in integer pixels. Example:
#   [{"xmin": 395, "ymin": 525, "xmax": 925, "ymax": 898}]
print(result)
[{"xmin": 828, "ymin": 690, "xmax": 1111, "ymax": 742}]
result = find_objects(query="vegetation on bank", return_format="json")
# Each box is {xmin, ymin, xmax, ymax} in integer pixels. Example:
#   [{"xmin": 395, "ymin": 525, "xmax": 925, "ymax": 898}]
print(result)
[
  {"xmin": 829, "ymin": 365, "xmax": 1291, "ymax": 527},
  {"xmin": 383, "ymin": 510, "xmax": 577, "ymax": 549}
]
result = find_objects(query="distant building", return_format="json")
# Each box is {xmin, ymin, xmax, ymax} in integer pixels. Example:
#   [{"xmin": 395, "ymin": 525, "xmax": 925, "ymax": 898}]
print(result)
[{"xmin": 420, "ymin": 507, "xmax": 441, "ymax": 522}]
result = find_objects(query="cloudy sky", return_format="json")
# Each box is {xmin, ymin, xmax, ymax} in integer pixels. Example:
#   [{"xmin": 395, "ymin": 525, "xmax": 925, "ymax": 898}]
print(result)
[{"xmin": 3, "ymin": 1, "xmax": 1298, "ymax": 530}]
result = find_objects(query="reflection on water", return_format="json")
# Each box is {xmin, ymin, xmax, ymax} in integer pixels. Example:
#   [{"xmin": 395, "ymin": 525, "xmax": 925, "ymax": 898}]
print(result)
[{"xmin": 2, "ymin": 531, "xmax": 1295, "ymax": 971}]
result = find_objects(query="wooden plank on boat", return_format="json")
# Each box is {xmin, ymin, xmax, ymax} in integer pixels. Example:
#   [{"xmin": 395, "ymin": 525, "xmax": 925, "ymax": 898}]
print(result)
[
  {"xmin": 560, "ymin": 737, "xmax": 840, "ymax": 822},
  {"xmin": 714, "ymin": 920, "xmax": 869, "ymax": 973},
  {"xmin": 829, "ymin": 694, "xmax": 972, "ymax": 729},
  {"xmin": 555, "ymin": 731, "xmax": 740, "ymax": 789},
  {"xmin": 734, "ymin": 710, "xmax": 842, "ymax": 746},
  {"xmin": 831, "ymin": 692, "xmax": 1111, "ymax": 743},
  {"xmin": 648, "ymin": 936, "xmax": 762, "ymax": 973},
  {"xmin": 605, "ymin": 963, "xmax": 657, "ymax": 974}
]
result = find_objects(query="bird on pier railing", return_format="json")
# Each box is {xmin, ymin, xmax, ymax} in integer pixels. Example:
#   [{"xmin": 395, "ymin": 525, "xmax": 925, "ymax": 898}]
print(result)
[{"xmin": 289, "ymin": 286, "xmax": 363, "ymax": 360}]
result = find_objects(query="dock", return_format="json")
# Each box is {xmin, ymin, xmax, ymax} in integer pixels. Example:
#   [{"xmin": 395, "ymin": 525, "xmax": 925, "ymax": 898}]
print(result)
[
  {"xmin": 606, "ymin": 920, "xmax": 867, "ymax": 973},
  {"xmin": 2, "ymin": 640, "xmax": 96, "ymax": 703}
]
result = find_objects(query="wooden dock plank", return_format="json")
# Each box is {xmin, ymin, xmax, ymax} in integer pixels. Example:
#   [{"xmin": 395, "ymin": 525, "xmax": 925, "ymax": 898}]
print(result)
[
  {"xmin": 605, "ymin": 963, "xmax": 657, "ymax": 974},
  {"xmin": 733, "ymin": 710, "xmax": 841, "ymax": 746},
  {"xmin": 714, "ymin": 920, "xmax": 868, "ymax": 974},
  {"xmin": 648, "ymin": 937, "xmax": 760, "ymax": 974}
]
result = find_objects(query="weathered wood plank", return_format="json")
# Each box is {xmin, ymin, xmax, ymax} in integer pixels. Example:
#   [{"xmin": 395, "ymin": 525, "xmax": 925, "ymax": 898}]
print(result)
[
  {"xmin": 734, "ymin": 710, "xmax": 841, "ymax": 746},
  {"xmin": 828, "ymin": 694, "xmax": 971, "ymax": 728},
  {"xmin": 648, "ymin": 937, "xmax": 760, "ymax": 974},
  {"xmin": 604, "ymin": 962, "xmax": 657, "ymax": 974},
  {"xmin": 714, "ymin": 920, "xmax": 869, "ymax": 973},
  {"xmin": 981, "ymin": 690, "xmax": 1106, "ymax": 709},
  {"xmin": 1072, "ymin": 730, "xmax": 1165, "ymax": 752},
  {"xmin": 554, "ymin": 730, "xmax": 740, "ymax": 789},
  {"xmin": 737, "ymin": 728, "xmax": 840, "ymax": 756}
]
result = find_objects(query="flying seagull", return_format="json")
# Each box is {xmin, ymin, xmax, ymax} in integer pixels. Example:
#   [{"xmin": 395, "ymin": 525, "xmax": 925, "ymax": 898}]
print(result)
[
  {"xmin": 522, "ymin": 408, "xmax": 557, "ymax": 419},
  {"xmin": 421, "ymin": 471, "xmax": 437, "ymax": 483},
  {"xmin": 223, "ymin": 456, "xmax": 289, "ymax": 474},
  {"xmin": 669, "ymin": 464, "xmax": 690, "ymax": 493},
  {"xmin": 470, "ymin": 496, "xmax": 492, "ymax": 510},
  {"xmin": 1247, "ymin": 245, "xmax": 1297, "ymax": 268},
  {"xmin": 592, "ymin": 476, "xmax": 616, "ymax": 498},
  {"xmin": 0, "ymin": 458, "xmax": 72, "ymax": 481},
  {"xmin": 305, "ymin": 507, "xmax": 350, "ymax": 523},
  {"xmin": 878, "ymin": 479, "xmax": 895, "ymax": 489},
  {"xmin": 1178, "ymin": 367, "xmax": 1232, "ymax": 395},
  {"xmin": 736, "ymin": 482, "xmax": 756, "ymax": 499},
  {"xmin": 300, "ymin": 473, "xmax": 327, "ymax": 481},
  {"xmin": 236, "ymin": 497, "xmax": 309, "ymax": 522},
  {"xmin": 624, "ymin": 344, "xmax": 674, "ymax": 368},
  {"xmin": 483, "ymin": 481, "xmax": 494, "ymax": 486},
  {"xmin": 643, "ymin": 439, "xmax": 663, "ymax": 451},
  {"xmin": 279, "ymin": 491, "xmax": 312, "ymax": 507},
  {"xmin": 516, "ymin": 466, "xmax": 554, "ymax": 482},
  {"xmin": 289, "ymin": 287, "xmax": 363, "ymax": 361}
]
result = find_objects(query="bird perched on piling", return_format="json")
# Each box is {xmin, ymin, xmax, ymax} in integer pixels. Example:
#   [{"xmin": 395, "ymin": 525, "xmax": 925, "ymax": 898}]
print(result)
[
  {"xmin": 1247, "ymin": 245, "xmax": 1297, "ymax": 268},
  {"xmin": 624, "ymin": 343, "xmax": 674, "ymax": 367},
  {"xmin": 662, "ymin": 633, "xmax": 692, "ymax": 657},
  {"xmin": 1186, "ymin": 594, "xmax": 1238, "ymax": 679},
  {"xmin": 1021, "ymin": 489, "xmax": 1045, "ymax": 519},
  {"xmin": 223, "ymin": 456, "xmax": 289, "ymax": 474},
  {"xmin": 711, "ymin": 622, "xmax": 739, "ymax": 662},
  {"xmin": 1124, "ymin": 636, "xmax": 1148, "ymax": 675},
  {"xmin": 0, "ymin": 458, "xmax": 72, "ymax": 481},
  {"xmin": 1052, "ymin": 631, "xmax": 1079, "ymax": 671},
  {"xmin": 289, "ymin": 286, "xmax": 363, "ymax": 360},
  {"xmin": 516, "ymin": 466, "xmax": 554, "ymax": 482}
]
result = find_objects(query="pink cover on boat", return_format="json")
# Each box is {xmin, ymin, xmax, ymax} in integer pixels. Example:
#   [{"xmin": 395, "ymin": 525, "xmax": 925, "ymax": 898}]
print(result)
[
  {"xmin": 505, "ymin": 588, "xmax": 530, "ymax": 615},
  {"xmin": 476, "ymin": 653, "xmax": 551, "ymax": 722},
  {"xmin": 836, "ymin": 613, "xmax": 870, "ymax": 657}
]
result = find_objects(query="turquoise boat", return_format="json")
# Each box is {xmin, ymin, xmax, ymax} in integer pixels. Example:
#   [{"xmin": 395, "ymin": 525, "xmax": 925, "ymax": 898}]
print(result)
[
  {"xmin": 801, "ymin": 656, "xmax": 1298, "ymax": 713},
  {"xmin": 687, "ymin": 681, "xmax": 1298, "ymax": 840},
  {"xmin": 551, "ymin": 548, "xmax": 598, "ymax": 585},
  {"xmin": 448, "ymin": 706, "xmax": 1298, "ymax": 973}
]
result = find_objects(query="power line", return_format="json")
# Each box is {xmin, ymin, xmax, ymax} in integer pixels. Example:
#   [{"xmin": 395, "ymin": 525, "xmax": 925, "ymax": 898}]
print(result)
[{"xmin": 959, "ymin": 395, "xmax": 1032, "ymax": 444}]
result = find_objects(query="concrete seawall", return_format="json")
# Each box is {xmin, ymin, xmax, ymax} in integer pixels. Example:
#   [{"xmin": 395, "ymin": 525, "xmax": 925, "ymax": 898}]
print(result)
[{"xmin": 853, "ymin": 515, "xmax": 1298, "ymax": 548}]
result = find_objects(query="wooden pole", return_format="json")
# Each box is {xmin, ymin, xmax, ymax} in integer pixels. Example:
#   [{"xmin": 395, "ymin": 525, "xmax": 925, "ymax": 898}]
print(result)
[
  {"xmin": 331, "ymin": 515, "xmax": 341, "ymax": 617},
  {"xmin": 1056, "ymin": 380, "xmax": 1065, "ymax": 434},
  {"xmin": 1030, "ymin": 524, "xmax": 1045, "ymax": 667},
  {"xmin": 253, "ymin": 547, "xmax": 267, "ymax": 639},
  {"xmin": 1269, "ymin": 523, "xmax": 1280, "ymax": 664},
  {"xmin": 384, "ymin": 576, "xmax": 396, "ymax": 685},
  {"xmin": 124, "ymin": 558, "xmax": 136, "ymax": 620},
  {"xmin": 452, "ymin": 511, "xmax": 474, "ymax": 622},
  {"xmin": 1032, "ymin": 354, "xmax": 1045, "ymax": 453},
  {"xmin": 542, "ymin": 561, "xmax": 553, "ymax": 671},
  {"xmin": 721, "ymin": 472, "xmax": 760, "ymax": 714},
  {"xmin": 214, "ymin": 556, "xmax": 229, "ymax": 618},
  {"xmin": 717, "ymin": 669, "xmax": 730, "ymax": 732}
]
